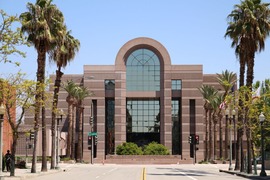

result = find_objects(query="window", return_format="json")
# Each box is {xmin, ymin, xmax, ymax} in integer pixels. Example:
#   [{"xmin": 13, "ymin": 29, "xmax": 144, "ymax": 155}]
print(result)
[
  {"xmin": 126, "ymin": 99, "xmax": 160, "ymax": 133},
  {"xmin": 172, "ymin": 80, "xmax": 182, "ymax": 90},
  {"xmin": 126, "ymin": 49, "xmax": 160, "ymax": 91},
  {"xmin": 172, "ymin": 99, "xmax": 181, "ymax": 155},
  {"xmin": 105, "ymin": 80, "xmax": 115, "ymax": 90}
]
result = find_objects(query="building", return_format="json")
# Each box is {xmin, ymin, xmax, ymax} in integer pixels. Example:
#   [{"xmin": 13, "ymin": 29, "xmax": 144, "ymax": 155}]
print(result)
[{"xmin": 23, "ymin": 37, "xmax": 224, "ymax": 162}]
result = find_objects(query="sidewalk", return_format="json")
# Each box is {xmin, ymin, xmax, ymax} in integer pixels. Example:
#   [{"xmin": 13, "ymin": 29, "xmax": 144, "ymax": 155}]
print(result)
[
  {"xmin": 0, "ymin": 162, "xmax": 76, "ymax": 180},
  {"xmin": 219, "ymin": 164, "xmax": 270, "ymax": 180}
]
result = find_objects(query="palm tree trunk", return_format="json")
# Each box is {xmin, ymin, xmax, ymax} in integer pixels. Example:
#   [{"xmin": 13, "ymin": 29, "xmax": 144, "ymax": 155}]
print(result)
[
  {"xmin": 205, "ymin": 109, "xmax": 208, "ymax": 161},
  {"xmin": 209, "ymin": 110, "xmax": 213, "ymax": 161},
  {"xmin": 213, "ymin": 115, "xmax": 217, "ymax": 160},
  {"xmin": 66, "ymin": 102, "xmax": 73, "ymax": 158},
  {"xmin": 235, "ymin": 51, "xmax": 245, "ymax": 171},
  {"xmin": 219, "ymin": 114, "xmax": 223, "ymax": 159},
  {"xmin": 77, "ymin": 105, "xmax": 83, "ymax": 162},
  {"xmin": 41, "ymin": 104, "xmax": 47, "ymax": 172},
  {"xmin": 71, "ymin": 104, "xmax": 76, "ymax": 160},
  {"xmin": 51, "ymin": 68, "xmax": 64, "ymax": 167},
  {"xmin": 32, "ymin": 47, "xmax": 46, "ymax": 173}
]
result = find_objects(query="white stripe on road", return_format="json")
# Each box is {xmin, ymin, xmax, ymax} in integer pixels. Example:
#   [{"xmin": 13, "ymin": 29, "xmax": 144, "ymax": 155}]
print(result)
[
  {"xmin": 178, "ymin": 171, "xmax": 198, "ymax": 180},
  {"xmin": 96, "ymin": 167, "xmax": 118, "ymax": 179}
]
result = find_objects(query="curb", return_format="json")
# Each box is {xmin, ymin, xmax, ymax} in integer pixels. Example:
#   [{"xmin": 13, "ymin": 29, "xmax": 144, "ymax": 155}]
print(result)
[{"xmin": 219, "ymin": 169, "xmax": 269, "ymax": 179}]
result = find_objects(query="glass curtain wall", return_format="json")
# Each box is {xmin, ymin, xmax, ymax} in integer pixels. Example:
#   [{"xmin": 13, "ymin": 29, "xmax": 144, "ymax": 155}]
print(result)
[
  {"xmin": 125, "ymin": 48, "xmax": 161, "ymax": 146},
  {"xmin": 126, "ymin": 49, "xmax": 160, "ymax": 91},
  {"xmin": 126, "ymin": 99, "xmax": 160, "ymax": 146},
  {"xmin": 105, "ymin": 80, "xmax": 115, "ymax": 155}
]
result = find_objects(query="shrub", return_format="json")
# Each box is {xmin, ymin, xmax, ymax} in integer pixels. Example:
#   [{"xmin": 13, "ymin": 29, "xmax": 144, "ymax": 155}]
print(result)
[
  {"xmin": 116, "ymin": 142, "xmax": 143, "ymax": 155},
  {"xmin": 143, "ymin": 142, "xmax": 170, "ymax": 155}
]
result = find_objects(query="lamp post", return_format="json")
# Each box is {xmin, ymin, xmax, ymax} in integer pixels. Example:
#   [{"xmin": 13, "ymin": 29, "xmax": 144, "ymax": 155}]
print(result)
[
  {"xmin": 0, "ymin": 104, "xmax": 5, "ymax": 176},
  {"xmin": 259, "ymin": 112, "xmax": 267, "ymax": 177},
  {"xmin": 56, "ymin": 109, "xmax": 64, "ymax": 169},
  {"xmin": 225, "ymin": 109, "xmax": 229, "ymax": 160},
  {"xmin": 226, "ymin": 109, "xmax": 233, "ymax": 171},
  {"xmin": 232, "ymin": 109, "xmax": 236, "ymax": 161}
]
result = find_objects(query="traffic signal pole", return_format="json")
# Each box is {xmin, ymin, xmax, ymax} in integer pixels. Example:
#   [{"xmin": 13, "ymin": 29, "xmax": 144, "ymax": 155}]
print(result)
[{"xmin": 189, "ymin": 134, "xmax": 199, "ymax": 164}]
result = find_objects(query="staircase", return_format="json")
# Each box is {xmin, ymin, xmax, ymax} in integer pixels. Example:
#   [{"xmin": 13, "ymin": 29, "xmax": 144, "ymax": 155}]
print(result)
[{"xmin": 103, "ymin": 155, "xmax": 193, "ymax": 164}]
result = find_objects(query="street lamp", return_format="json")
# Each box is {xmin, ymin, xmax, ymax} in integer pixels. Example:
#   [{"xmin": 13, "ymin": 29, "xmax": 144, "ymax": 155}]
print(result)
[
  {"xmin": 232, "ymin": 109, "xmax": 236, "ymax": 161},
  {"xmin": 56, "ymin": 109, "xmax": 64, "ymax": 169},
  {"xmin": 259, "ymin": 112, "xmax": 267, "ymax": 177},
  {"xmin": 226, "ymin": 109, "xmax": 233, "ymax": 171},
  {"xmin": 225, "ymin": 109, "xmax": 229, "ymax": 160},
  {"xmin": 0, "ymin": 104, "xmax": 5, "ymax": 176}
]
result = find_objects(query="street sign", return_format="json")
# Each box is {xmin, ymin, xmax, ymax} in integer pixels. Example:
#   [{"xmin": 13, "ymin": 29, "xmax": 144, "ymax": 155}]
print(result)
[{"xmin": 88, "ymin": 132, "xmax": 98, "ymax": 136}]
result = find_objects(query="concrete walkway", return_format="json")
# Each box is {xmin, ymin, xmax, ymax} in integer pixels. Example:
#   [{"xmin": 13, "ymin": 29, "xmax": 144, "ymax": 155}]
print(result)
[{"xmin": 0, "ymin": 162, "xmax": 76, "ymax": 180}]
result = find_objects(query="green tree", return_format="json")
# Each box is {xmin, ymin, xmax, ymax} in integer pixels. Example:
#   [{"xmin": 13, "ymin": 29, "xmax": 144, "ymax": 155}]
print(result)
[
  {"xmin": 0, "ymin": 10, "xmax": 26, "ymax": 65},
  {"xmin": 0, "ymin": 73, "xmax": 36, "ymax": 176},
  {"xmin": 50, "ymin": 28, "xmax": 80, "ymax": 166},
  {"xmin": 20, "ymin": 0, "xmax": 64, "ymax": 172},
  {"xmin": 198, "ymin": 85, "xmax": 218, "ymax": 161},
  {"xmin": 225, "ymin": 0, "xmax": 270, "ymax": 173},
  {"xmin": 216, "ymin": 70, "xmax": 236, "ymax": 160}
]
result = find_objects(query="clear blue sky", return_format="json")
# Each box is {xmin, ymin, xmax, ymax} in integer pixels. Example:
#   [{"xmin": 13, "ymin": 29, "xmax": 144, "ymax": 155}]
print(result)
[{"xmin": 1, "ymin": 0, "xmax": 270, "ymax": 82}]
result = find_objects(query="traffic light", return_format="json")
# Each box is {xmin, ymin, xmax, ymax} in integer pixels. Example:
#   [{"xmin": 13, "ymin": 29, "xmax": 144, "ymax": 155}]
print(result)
[
  {"xmin": 30, "ymin": 132, "xmax": 34, "ymax": 141},
  {"xmin": 88, "ymin": 135, "xmax": 92, "ymax": 145},
  {"xmin": 195, "ymin": 135, "xmax": 199, "ymax": 144},
  {"xmin": 95, "ymin": 136, "xmax": 98, "ymax": 145},
  {"xmin": 188, "ymin": 135, "xmax": 194, "ymax": 144}
]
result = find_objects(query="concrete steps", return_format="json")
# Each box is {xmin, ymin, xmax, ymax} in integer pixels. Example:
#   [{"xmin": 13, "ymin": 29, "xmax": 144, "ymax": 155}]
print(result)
[{"xmin": 103, "ymin": 155, "xmax": 193, "ymax": 164}]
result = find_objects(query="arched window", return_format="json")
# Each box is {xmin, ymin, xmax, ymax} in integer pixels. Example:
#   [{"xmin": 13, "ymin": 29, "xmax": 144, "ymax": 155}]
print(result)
[{"xmin": 126, "ymin": 49, "xmax": 160, "ymax": 91}]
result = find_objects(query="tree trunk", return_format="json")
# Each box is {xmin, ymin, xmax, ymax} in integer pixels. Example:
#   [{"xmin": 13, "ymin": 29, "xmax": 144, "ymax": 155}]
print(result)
[
  {"xmin": 205, "ymin": 109, "xmax": 208, "ymax": 161},
  {"xmin": 71, "ymin": 104, "xmax": 76, "ymax": 160},
  {"xmin": 10, "ymin": 136, "xmax": 18, "ymax": 176},
  {"xmin": 235, "ymin": 49, "xmax": 245, "ymax": 171},
  {"xmin": 66, "ymin": 100, "xmax": 73, "ymax": 158},
  {"xmin": 51, "ymin": 68, "xmax": 63, "ymax": 168},
  {"xmin": 77, "ymin": 105, "xmax": 83, "ymax": 162},
  {"xmin": 209, "ymin": 110, "xmax": 213, "ymax": 161},
  {"xmin": 41, "ymin": 104, "xmax": 47, "ymax": 171},
  {"xmin": 245, "ymin": 52, "xmax": 255, "ymax": 174},
  {"xmin": 50, "ymin": 109, "xmax": 56, "ymax": 169},
  {"xmin": 219, "ymin": 114, "xmax": 223, "ymax": 159},
  {"xmin": 32, "ymin": 46, "xmax": 46, "ymax": 173},
  {"xmin": 213, "ymin": 115, "xmax": 217, "ymax": 160}
]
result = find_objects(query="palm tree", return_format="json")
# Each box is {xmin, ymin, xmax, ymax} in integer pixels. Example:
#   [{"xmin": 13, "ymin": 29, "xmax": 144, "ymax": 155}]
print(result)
[
  {"xmin": 74, "ymin": 86, "xmax": 92, "ymax": 162},
  {"xmin": 211, "ymin": 93, "xmax": 223, "ymax": 160},
  {"xmin": 198, "ymin": 85, "xmax": 218, "ymax": 161},
  {"xmin": 50, "ymin": 28, "xmax": 80, "ymax": 168},
  {"xmin": 62, "ymin": 80, "xmax": 77, "ymax": 159},
  {"xmin": 216, "ymin": 70, "xmax": 237, "ymax": 159},
  {"xmin": 225, "ymin": 0, "xmax": 270, "ymax": 172},
  {"xmin": 20, "ymin": 0, "xmax": 64, "ymax": 173}
]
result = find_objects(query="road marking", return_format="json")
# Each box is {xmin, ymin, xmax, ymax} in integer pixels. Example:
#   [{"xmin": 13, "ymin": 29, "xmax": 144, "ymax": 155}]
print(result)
[
  {"xmin": 108, "ymin": 167, "xmax": 117, "ymax": 173},
  {"xmin": 178, "ymin": 171, "xmax": 197, "ymax": 180},
  {"xmin": 95, "ymin": 167, "xmax": 117, "ymax": 179},
  {"xmin": 140, "ymin": 167, "xmax": 146, "ymax": 180}
]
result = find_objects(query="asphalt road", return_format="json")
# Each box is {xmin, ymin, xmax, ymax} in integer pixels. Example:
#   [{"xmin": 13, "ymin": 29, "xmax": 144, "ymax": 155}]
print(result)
[{"xmin": 30, "ymin": 164, "xmax": 245, "ymax": 180}]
